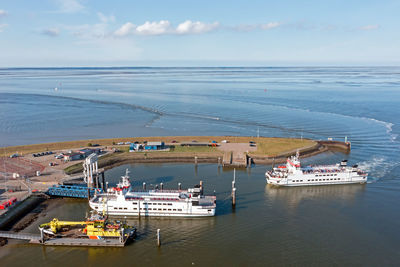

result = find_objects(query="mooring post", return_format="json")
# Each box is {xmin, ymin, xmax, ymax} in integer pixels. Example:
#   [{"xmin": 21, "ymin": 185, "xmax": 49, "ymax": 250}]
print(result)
[
  {"xmin": 232, "ymin": 168, "xmax": 236, "ymax": 207},
  {"xmin": 195, "ymin": 156, "xmax": 198, "ymax": 165},
  {"xmin": 218, "ymin": 157, "xmax": 221, "ymax": 167},
  {"xmin": 101, "ymin": 172, "xmax": 105, "ymax": 190},
  {"xmin": 178, "ymin": 182, "xmax": 182, "ymax": 190},
  {"xmin": 160, "ymin": 183, "xmax": 164, "ymax": 190},
  {"xmin": 157, "ymin": 229, "xmax": 161, "ymax": 247},
  {"xmin": 143, "ymin": 182, "xmax": 146, "ymax": 191},
  {"xmin": 120, "ymin": 228, "xmax": 124, "ymax": 243},
  {"xmin": 40, "ymin": 227, "xmax": 44, "ymax": 243},
  {"xmin": 200, "ymin": 180, "xmax": 203, "ymax": 195},
  {"xmin": 106, "ymin": 181, "xmax": 109, "ymax": 192},
  {"xmin": 247, "ymin": 157, "xmax": 252, "ymax": 168}
]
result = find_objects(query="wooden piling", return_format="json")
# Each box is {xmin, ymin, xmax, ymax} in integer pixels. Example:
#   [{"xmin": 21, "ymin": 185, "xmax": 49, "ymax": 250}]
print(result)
[
  {"xmin": 232, "ymin": 187, "xmax": 236, "ymax": 207},
  {"xmin": 195, "ymin": 156, "xmax": 198, "ymax": 165},
  {"xmin": 200, "ymin": 180, "xmax": 203, "ymax": 195},
  {"xmin": 143, "ymin": 182, "xmax": 146, "ymax": 190},
  {"xmin": 157, "ymin": 229, "xmax": 161, "ymax": 247},
  {"xmin": 40, "ymin": 227, "xmax": 44, "ymax": 243},
  {"xmin": 232, "ymin": 169, "xmax": 236, "ymax": 207},
  {"xmin": 87, "ymin": 188, "xmax": 90, "ymax": 200},
  {"xmin": 178, "ymin": 182, "xmax": 181, "ymax": 190},
  {"xmin": 101, "ymin": 172, "xmax": 105, "ymax": 191}
]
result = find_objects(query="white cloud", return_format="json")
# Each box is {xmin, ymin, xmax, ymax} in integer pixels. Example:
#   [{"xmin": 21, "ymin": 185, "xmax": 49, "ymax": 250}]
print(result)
[
  {"xmin": 260, "ymin": 22, "xmax": 281, "ymax": 30},
  {"xmin": 0, "ymin": 9, "xmax": 7, "ymax": 18},
  {"xmin": 42, "ymin": 28, "xmax": 60, "ymax": 37},
  {"xmin": 114, "ymin": 20, "xmax": 220, "ymax": 37},
  {"xmin": 56, "ymin": 0, "xmax": 85, "ymax": 13},
  {"xmin": 98, "ymin": 12, "xmax": 115, "ymax": 23},
  {"xmin": 233, "ymin": 21, "xmax": 281, "ymax": 32},
  {"xmin": 359, "ymin": 24, "xmax": 379, "ymax": 31},
  {"xmin": 114, "ymin": 22, "xmax": 136, "ymax": 37},
  {"xmin": 136, "ymin": 20, "xmax": 171, "ymax": 35},
  {"xmin": 176, "ymin": 20, "xmax": 219, "ymax": 34},
  {"xmin": 0, "ymin": 24, "xmax": 8, "ymax": 32}
]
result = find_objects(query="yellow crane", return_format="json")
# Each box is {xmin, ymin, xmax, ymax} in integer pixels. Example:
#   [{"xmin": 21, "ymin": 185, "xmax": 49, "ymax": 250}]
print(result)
[
  {"xmin": 39, "ymin": 218, "xmax": 89, "ymax": 234},
  {"xmin": 39, "ymin": 217, "xmax": 136, "ymax": 239}
]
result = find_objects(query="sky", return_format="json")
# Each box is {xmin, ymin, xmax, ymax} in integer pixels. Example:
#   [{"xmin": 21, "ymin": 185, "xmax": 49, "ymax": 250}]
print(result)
[{"xmin": 0, "ymin": 0, "xmax": 399, "ymax": 67}]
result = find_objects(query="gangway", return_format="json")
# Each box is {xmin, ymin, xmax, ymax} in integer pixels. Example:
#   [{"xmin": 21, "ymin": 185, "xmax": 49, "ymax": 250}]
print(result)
[
  {"xmin": 47, "ymin": 185, "xmax": 102, "ymax": 199},
  {"xmin": 0, "ymin": 231, "xmax": 41, "ymax": 241}
]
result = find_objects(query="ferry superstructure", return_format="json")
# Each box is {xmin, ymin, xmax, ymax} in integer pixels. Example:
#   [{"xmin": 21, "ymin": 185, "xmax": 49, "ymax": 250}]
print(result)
[
  {"xmin": 89, "ymin": 170, "xmax": 216, "ymax": 217},
  {"xmin": 265, "ymin": 152, "xmax": 367, "ymax": 186}
]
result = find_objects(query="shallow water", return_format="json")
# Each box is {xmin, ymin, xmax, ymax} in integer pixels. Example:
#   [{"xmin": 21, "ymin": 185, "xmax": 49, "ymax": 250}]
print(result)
[{"xmin": 0, "ymin": 67, "xmax": 399, "ymax": 265}]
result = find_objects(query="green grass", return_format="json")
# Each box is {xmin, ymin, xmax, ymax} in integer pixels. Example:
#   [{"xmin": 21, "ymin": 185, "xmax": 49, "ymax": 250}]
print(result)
[{"xmin": 251, "ymin": 138, "xmax": 316, "ymax": 156}]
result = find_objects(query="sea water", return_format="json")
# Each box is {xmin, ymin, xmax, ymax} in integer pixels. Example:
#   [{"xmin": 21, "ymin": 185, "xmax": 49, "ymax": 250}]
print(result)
[{"xmin": 0, "ymin": 67, "xmax": 399, "ymax": 265}]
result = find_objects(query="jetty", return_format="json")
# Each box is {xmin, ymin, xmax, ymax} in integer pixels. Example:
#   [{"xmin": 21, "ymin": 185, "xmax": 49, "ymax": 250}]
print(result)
[{"xmin": 222, "ymin": 151, "xmax": 248, "ymax": 167}]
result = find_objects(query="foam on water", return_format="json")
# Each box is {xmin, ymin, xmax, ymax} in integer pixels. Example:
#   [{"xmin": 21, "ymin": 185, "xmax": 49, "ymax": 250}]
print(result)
[{"xmin": 357, "ymin": 155, "xmax": 400, "ymax": 181}]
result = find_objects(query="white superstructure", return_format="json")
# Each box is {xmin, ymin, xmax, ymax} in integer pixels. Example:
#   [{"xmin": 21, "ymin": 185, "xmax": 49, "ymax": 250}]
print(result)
[
  {"xmin": 89, "ymin": 170, "xmax": 216, "ymax": 217},
  {"xmin": 265, "ymin": 152, "xmax": 367, "ymax": 186}
]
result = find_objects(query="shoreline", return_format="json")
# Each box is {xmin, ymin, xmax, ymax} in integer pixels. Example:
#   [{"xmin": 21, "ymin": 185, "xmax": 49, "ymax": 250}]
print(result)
[
  {"xmin": 60, "ymin": 139, "xmax": 350, "ymax": 175},
  {"xmin": 0, "ymin": 136, "xmax": 350, "ymax": 177}
]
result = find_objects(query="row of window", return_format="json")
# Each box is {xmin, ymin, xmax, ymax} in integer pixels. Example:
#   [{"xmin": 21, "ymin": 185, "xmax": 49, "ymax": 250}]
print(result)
[
  {"xmin": 131, "ymin": 202, "xmax": 173, "ymax": 206},
  {"xmin": 292, "ymin": 178, "xmax": 342, "ymax": 183},
  {"xmin": 315, "ymin": 174, "xmax": 338, "ymax": 177},
  {"xmin": 310, "ymin": 178, "xmax": 341, "ymax": 182},
  {"xmin": 111, "ymin": 207, "xmax": 183, "ymax": 212}
]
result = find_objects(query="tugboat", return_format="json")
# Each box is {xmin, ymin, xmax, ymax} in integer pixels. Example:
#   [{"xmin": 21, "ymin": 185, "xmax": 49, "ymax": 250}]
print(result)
[{"xmin": 265, "ymin": 151, "xmax": 368, "ymax": 186}]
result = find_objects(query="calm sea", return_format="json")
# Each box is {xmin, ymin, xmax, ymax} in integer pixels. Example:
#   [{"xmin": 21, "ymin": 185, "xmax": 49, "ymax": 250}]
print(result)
[{"xmin": 0, "ymin": 67, "xmax": 399, "ymax": 265}]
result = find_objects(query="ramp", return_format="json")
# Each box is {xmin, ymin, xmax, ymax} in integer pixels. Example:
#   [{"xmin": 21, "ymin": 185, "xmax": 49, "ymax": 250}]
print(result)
[
  {"xmin": 222, "ymin": 152, "xmax": 232, "ymax": 166},
  {"xmin": 0, "ymin": 231, "xmax": 41, "ymax": 241}
]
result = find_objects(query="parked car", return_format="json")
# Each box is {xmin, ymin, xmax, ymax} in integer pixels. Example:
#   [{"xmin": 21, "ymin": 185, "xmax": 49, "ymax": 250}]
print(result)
[
  {"xmin": 221, "ymin": 140, "xmax": 229, "ymax": 143},
  {"xmin": 171, "ymin": 140, "xmax": 178, "ymax": 143},
  {"xmin": 10, "ymin": 153, "xmax": 19, "ymax": 158},
  {"xmin": 117, "ymin": 142, "xmax": 124, "ymax": 145},
  {"xmin": 55, "ymin": 154, "xmax": 64, "ymax": 159}
]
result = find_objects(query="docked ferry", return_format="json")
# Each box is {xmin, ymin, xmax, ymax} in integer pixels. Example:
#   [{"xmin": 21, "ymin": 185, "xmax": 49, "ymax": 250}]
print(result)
[
  {"xmin": 265, "ymin": 152, "xmax": 368, "ymax": 186},
  {"xmin": 89, "ymin": 170, "xmax": 216, "ymax": 217}
]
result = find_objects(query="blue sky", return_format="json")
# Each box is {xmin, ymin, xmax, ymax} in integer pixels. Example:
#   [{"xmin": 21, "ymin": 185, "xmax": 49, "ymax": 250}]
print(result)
[{"xmin": 0, "ymin": 0, "xmax": 399, "ymax": 66}]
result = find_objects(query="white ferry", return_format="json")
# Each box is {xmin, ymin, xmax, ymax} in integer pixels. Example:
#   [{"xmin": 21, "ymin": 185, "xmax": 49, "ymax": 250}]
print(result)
[
  {"xmin": 89, "ymin": 170, "xmax": 216, "ymax": 217},
  {"xmin": 265, "ymin": 152, "xmax": 368, "ymax": 186}
]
